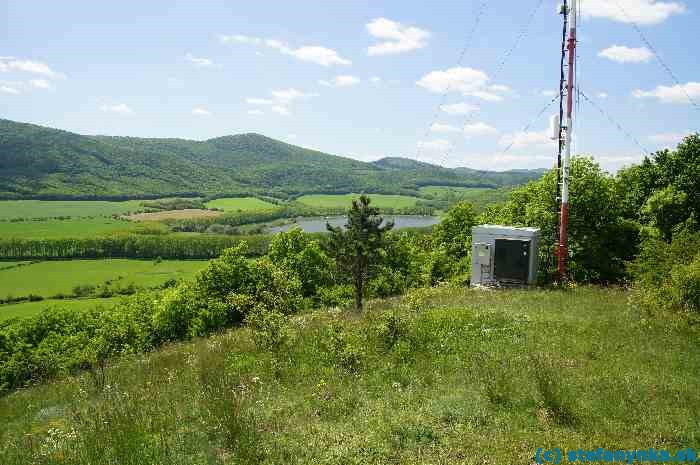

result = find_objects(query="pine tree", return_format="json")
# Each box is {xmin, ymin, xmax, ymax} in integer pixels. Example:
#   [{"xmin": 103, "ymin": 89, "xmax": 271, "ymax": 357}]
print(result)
[{"xmin": 326, "ymin": 195, "xmax": 393, "ymax": 310}]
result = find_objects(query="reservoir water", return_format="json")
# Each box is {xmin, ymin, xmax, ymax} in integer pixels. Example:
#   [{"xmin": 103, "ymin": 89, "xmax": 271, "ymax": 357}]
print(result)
[{"xmin": 269, "ymin": 215, "xmax": 440, "ymax": 234}]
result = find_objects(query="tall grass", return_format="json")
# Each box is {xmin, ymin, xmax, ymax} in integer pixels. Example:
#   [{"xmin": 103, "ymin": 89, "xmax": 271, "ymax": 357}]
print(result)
[{"xmin": 1, "ymin": 286, "xmax": 698, "ymax": 464}]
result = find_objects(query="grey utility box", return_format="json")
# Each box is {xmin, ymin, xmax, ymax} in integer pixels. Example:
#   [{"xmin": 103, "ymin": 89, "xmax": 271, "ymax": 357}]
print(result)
[{"xmin": 471, "ymin": 225, "xmax": 540, "ymax": 286}]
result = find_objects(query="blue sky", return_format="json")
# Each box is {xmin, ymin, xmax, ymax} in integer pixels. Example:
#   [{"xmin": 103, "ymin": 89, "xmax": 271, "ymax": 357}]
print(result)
[{"xmin": 1, "ymin": 0, "xmax": 698, "ymax": 171}]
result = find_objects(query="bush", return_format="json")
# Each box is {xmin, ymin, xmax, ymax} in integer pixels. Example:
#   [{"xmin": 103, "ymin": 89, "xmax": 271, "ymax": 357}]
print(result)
[
  {"xmin": 317, "ymin": 285, "xmax": 354, "ymax": 308},
  {"xmin": 268, "ymin": 227, "xmax": 333, "ymax": 299},
  {"xmin": 630, "ymin": 229, "xmax": 700, "ymax": 314}
]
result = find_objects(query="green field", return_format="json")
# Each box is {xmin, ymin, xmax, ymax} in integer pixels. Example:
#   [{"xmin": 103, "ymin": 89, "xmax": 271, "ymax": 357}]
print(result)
[
  {"xmin": 419, "ymin": 186, "xmax": 512, "ymax": 209},
  {"xmin": 205, "ymin": 197, "xmax": 277, "ymax": 212},
  {"xmin": 0, "ymin": 259, "xmax": 209, "ymax": 299},
  {"xmin": 0, "ymin": 217, "xmax": 156, "ymax": 239},
  {"xmin": 0, "ymin": 200, "xmax": 144, "ymax": 220},
  {"xmin": 0, "ymin": 297, "xmax": 121, "ymax": 322},
  {"xmin": 297, "ymin": 194, "xmax": 419, "ymax": 209},
  {"xmin": 1, "ymin": 286, "xmax": 698, "ymax": 464}
]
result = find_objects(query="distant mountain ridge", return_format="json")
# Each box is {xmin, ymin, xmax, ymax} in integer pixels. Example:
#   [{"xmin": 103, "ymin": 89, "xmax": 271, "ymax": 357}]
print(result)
[{"xmin": 0, "ymin": 119, "xmax": 546, "ymax": 200}]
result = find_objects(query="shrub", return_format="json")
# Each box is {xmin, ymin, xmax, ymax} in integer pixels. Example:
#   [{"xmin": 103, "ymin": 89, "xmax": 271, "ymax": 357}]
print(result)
[
  {"xmin": 317, "ymin": 285, "xmax": 354, "ymax": 308},
  {"xmin": 245, "ymin": 304, "xmax": 289, "ymax": 353},
  {"xmin": 268, "ymin": 227, "xmax": 333, "ymax": 299}
]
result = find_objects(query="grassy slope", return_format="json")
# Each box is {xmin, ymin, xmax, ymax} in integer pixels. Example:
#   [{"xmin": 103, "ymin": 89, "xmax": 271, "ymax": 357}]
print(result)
[
  {"xmin": 297, "ymin": 194, "xmax": 419, "ymax": 209},
  {"xmin": 205, "ymin": 197, "xmax": 277, "ymax": 212},
  {"xmin": 0, "ymin": 259, "xmax": 209, "ymax": 298},
  {"xmin": 1, "ymin": 286, "xmax": 697, "ymax": 464},
  {"xmin": 0, "ymin": 297, "xmax": 122, "ymax": 322}
]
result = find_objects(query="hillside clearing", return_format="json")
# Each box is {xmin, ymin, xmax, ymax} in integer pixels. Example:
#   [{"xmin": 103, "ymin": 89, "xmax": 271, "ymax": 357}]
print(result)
[{"xmin": 1, "ymin": 286, "xmax": 697, "ymax": 464}]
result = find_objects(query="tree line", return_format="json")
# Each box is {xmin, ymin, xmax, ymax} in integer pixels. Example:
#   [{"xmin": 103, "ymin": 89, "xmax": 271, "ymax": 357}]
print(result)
[{"xmin": 0, "ymin": 234, "xmax": 271, "ymax": 260}]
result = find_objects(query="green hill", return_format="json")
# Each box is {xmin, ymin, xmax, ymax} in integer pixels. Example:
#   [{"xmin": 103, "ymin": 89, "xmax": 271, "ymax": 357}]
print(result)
[{"xmin": 0, "ymin": 119, "xmax": 545, "ymax": 200}]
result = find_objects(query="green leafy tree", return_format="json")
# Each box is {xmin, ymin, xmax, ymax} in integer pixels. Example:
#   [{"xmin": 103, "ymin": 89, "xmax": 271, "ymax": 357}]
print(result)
[
  {"xmin": 326, "ymin": 195, "xmax": 394, "ymax": 310},
  {"xmin": 433, "ymin": 201, "xmax": 477, "ymax": 260},
  {"xmin": 480, "ymin": 157, "xmax": 638, "ymax": 282},
  {"xmin": 268, "ymin": 227, "xmax": 333, "ymax": 298}
]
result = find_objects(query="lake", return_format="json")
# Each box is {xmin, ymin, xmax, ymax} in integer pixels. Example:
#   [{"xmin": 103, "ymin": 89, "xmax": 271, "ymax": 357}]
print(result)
[{"xmin": 269, "ymin": 215, "xmax": 440, "ymax": 234}]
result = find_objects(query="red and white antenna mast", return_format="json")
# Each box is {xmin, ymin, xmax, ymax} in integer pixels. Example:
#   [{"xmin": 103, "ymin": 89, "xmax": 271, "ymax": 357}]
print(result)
[{"xmin": 558, "ymin": 0, "xmax": 576, "ymax": 280}]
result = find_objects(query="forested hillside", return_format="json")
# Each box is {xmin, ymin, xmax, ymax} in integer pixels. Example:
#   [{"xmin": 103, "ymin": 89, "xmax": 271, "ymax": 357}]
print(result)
[{"xmin": 0, "ymin": 119, "xmax": 545, "ymax": 200}]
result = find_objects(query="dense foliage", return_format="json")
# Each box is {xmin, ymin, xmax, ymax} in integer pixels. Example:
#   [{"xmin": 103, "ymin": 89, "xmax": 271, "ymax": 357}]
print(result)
[
  {"xmin": 0, "ymin": 119, "xmax": 544, "ymax": 200},
  {"xmin": 0, "ymin": 234, "xmax": 271, "ymax": 260}
]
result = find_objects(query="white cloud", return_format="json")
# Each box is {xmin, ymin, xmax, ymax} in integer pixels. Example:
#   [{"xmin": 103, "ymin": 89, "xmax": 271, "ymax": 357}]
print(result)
[
  {"xmin": 441, "ymin": 102, "xmax": 479, "ymax": 115},
  {"xmin": 220, "ymin": 34, "xmax": 350, "ymax": 66},
  {"xmin": 469, "ymin": 90, "xmax": 504, "ymax": 102},
  {"xmin": 417, "ymin": 139, "xmax": 453, "ymax": 155},
  {"xmin": 0, "ymin": 85, "xmax": 20, "ymax": 94},
  {"xmin": 633, "ymin": 82, "xmax": 700, "ymax": 104},
  {"xmin": 370, "ymin": 76, "xmax": 382, "ymax": 83},
  {"xmin": 417, "ymin": 67, "xmax": 489, "ymax": 94},
  {"xmin": 541, "ymin": 90, "xmax": 557, "ymax": 97},
  {"xmin": 430, "ymin": 123, "xmax": 460, "ymax": 133},
  {"xmin": 247, "ymin": 109, "xmax": 264, "ymax": 116},
  {"xmin": 185, "ymin": 53, "xmax": 214, "ymax": 67},
  {"xmin": 0, "ymin": 58, "xmax": 64, "ymax": 78},
  {"xmin": 100, "ymin": 103, "xmax": 132, "ymax": 114},
  {"xmin": 464, "ymin": 122, "xmax": 498, "ymax": 137},
  {"xmin": 29, "ymin": 79, "xmax": 51, "ymax": 89},
  {"xmin": 581, "ymin": 0, "xmax": 686, "ymax": 25},
  {"xmin": 598, "ymin": 45, "xmax": 653, "ymax": 63},
  {"xmin": 649, "ymin": 132, "xmax": 687, "ymax": 145},
  {"xmin": 489, "ymin": 84, "xmax": 511, "ymax": 93},
  {"xmin": 246, "ymin": 98, "xmax": 274, "ymax": 105},
  {"xmin": 192, "ymin": 107, "xmax": 211, "ymax": 116},
  {"xmin": 287, "ymin": 134, "xmax": 298, "ymax": 140},
  {"xmin": 366, "ymin": 17, "xmax": 430, "ymax": 56},
  {"xmin": 319, "ymin": 75, "xmax": 361, "ymax": 87},
  {"xmin": 220, "ymin": 34, "xmax": 262, "ymax": 44},
  {"xmin": 499, "ymin": 126, "xmax": 555, "ymax": 150},
  {"xmin": 289, "ymin": 46, "xmax": 351, "ymax": 67},
  {"xmin": 271, "ymin": 88, "xmax": 317, "ymax": 103},
  {"xmin": 417, "ymin": 67, "xmax": 510, "ymax": 102},
  {"xmin": 271, "ymin": 105, "xmax": 291, "ymax": 116},
  {"xmin": 597, "ymin": 91, "xmax": 609, "ymax": 99}
]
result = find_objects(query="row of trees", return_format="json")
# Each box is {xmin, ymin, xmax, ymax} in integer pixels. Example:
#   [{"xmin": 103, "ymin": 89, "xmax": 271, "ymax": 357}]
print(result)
[{"xmin": 0, "ymin": 234, "xmax": 271, "ymax": 260}]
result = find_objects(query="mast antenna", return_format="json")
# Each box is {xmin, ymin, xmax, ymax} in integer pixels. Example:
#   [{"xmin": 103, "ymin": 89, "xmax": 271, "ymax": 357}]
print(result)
[{"xmin": 558, "ymin": 0, "xmax": 577, "ymax": 280}]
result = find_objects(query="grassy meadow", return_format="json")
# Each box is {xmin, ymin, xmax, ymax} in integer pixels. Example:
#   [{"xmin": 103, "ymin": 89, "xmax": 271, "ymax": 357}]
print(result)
[
  {"xmin": 205, "ymin": 197, "xmax": 278, "ymax": 212},
  {"xmin": 0, "ymin": 297, "xmax": 122, "ymax": 322},
  {"xmin": 0, "ymin": 200, "xmax": 144, "ymax": 220},
  {"xmin": 0, "ymin": 286, "xmax": 697, "ymax": 464},
  {"xmin": 0, "ymin": 218, "xmax": 151, "ymax": 239},
  {"xmin": 297, "ymin": 194, "xmax": 419, "ymax": 209},
  {"xmin": 419, "ymin": 186, "xmax": 512, "ymax": 211},
  {"xmin": 0, "ymin": 259, "xmax": 209, "ymax": 299}
]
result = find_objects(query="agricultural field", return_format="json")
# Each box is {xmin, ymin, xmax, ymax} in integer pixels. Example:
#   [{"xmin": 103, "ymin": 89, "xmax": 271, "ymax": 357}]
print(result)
[
  {"xmin": 0, "ymin": 200, "xmax": 143, "ymax": 220},
  {"xmin": 297, "ymin": 193, "xmax": 419, "ymax": 209},
  {"xmin": 419, "ymin": 186, "xmax": 513, "ymax": 210},
  {"xmin": 125, "ymin": 209, "xmax": 223, "ymax": 222},
  {"xmin": 0, "ymin": 218, "xmax": 150, "ymax": 239},
  {"xmin": 205, "ymin": 197, "xmax": 277, "ymax": 212},
  {"xmin": 0, "ymin": 297, "xmax": 121, "ymax": 322},
  {"xmin": 0, "ymin": 259, "xmax": 209, "ymax": 300}
]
